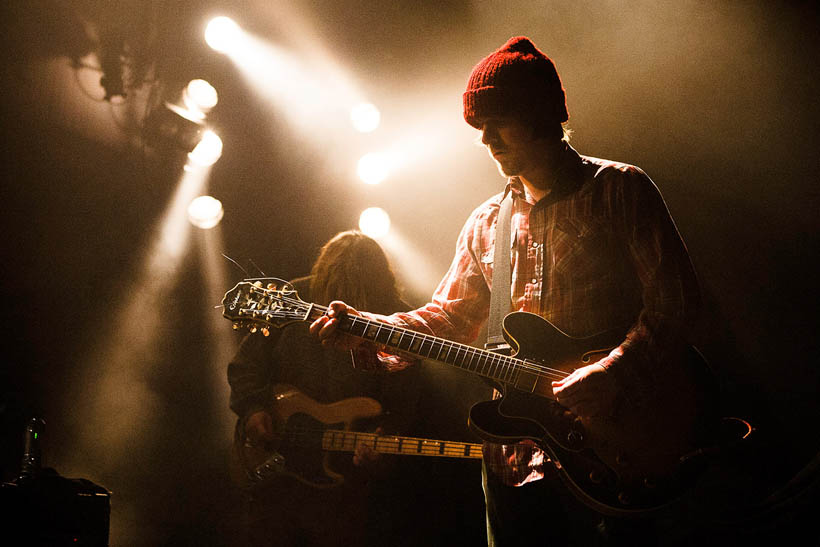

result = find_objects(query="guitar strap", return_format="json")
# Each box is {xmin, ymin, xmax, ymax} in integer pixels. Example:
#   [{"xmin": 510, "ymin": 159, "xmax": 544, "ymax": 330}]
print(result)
[{"xmin": 485, "ymin": 190, "xmax": 513, "ymax": 353}]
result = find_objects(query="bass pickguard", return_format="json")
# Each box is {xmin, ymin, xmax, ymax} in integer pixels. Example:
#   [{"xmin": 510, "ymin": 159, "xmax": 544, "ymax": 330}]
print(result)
[{"xmin": 231, "ymin": 385, "xmax": 382, "ymax": 489}]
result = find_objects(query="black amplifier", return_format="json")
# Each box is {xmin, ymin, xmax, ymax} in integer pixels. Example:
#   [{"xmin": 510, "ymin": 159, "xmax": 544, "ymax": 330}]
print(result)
[{"xmin": 1, "ymin": 474, "xmax": 110, "ymax": 546}]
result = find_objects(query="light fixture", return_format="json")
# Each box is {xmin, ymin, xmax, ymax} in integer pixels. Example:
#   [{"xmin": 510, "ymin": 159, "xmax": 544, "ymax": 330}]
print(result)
[
  {"xmin": 358, "ymin": 207, "xmax": 391, "ymax": 239},
  {"xmin": 187, "ymin": 130, "xmax": 223, "ymax": 167},
  {"xmin": 357, "ymin": 152, "xmax": 389, "ymax": 185},
  {"xmin": 205, "ymin": 17, "xmax": 242, "ymax": 54},
  {"xmin": 350, "ymin": 103, "xmax": 380, "ymax": 133},
  {"xmin": 182, "ymin": 79, "xmax": 219, "ymax": 121},
  {"xmin": 144, "ymin": 80, "xmax": 219, "ymax": 154},
  {"xmin": 188, "ymin": 196, "xmax": 224, "ymax": 229}
]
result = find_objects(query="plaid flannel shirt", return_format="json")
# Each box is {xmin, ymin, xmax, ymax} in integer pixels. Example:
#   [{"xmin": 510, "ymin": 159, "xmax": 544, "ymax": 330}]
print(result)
[{"xmin": 360, "ymin": 144, "xmax": 700, "ymax": 486}]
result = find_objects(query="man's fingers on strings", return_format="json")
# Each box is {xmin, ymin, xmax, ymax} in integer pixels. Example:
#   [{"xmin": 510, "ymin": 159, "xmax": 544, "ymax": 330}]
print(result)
[{"xmin": 309, "ymin": 315, "xmax": 328, "ymax": 335}]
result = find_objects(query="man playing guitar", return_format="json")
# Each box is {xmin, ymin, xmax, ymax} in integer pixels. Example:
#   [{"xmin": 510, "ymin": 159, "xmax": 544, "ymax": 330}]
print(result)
[{"xmin": 310, "ymin": 36, "xmax": 703, "ymax": 545}]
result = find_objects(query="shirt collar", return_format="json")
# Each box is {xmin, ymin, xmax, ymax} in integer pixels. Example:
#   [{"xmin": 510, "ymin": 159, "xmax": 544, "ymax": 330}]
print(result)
[{"xmin": 501, "ymin": 143, "xmax": 585, "ymax": 206}]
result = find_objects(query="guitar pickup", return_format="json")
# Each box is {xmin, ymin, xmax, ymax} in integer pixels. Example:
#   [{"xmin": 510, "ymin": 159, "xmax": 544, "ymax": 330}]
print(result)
[
  {"xmin": 251, "ymin": 451, "xmax": 286, "ymax": 483},
  {"xmin": 513, "ymin": 371, "xmax": 539, "ymax": 392}
]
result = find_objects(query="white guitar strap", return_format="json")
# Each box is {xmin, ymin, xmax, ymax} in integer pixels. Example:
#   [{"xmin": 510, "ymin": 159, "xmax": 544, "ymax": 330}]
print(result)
[{"xmin": 485, "ymin": 190, "xmax": 513, "ymax": 353}]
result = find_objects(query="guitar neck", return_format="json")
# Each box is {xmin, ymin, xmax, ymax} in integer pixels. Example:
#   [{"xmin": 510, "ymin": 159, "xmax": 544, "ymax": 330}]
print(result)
[
  {"xmin": 322, "ymin": 430, "xmax": 483, "ymax": 459},
  {"xmin": 305, "ymin": 306, "xmax": 529, "ymax": 387}
]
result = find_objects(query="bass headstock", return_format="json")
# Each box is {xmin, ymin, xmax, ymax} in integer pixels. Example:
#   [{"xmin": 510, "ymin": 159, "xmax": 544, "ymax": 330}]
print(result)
[{"xmin": 222, "ymin": 279, "xmax": 312, "ymax": 334}]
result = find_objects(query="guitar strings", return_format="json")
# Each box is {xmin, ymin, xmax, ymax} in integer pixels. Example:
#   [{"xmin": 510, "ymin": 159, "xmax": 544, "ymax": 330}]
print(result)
[{"xmin": 255, "ymin": 288, "xmax": 571, "ymax": 381}]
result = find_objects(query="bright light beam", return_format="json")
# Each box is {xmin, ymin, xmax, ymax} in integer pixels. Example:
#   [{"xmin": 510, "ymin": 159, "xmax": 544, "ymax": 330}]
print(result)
[
  {"xmin": 197, "ymin": 225, "xmax": 237, "ymax": 440},
  {"xmin": 209, "ymin": 27, "xmax": 367, "ymax": 137},
  {"xmin": 378, "ymin": 228, "xmax": 444, "ymax": 298},
  {"xmin": 63, "ymin": 163, "xmax": 213, "ymax": 470}
]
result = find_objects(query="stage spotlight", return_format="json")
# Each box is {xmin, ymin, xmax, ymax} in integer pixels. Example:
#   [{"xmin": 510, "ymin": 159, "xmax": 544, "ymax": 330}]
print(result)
[
  {"xmin": 144, "ymin": 80, "xmax": 220, "ymax": 153},
  {"xmin": 187, "ymin": 130, "xmax": 223, "ymax": 167},
  {"xmin": 182, "ymin": 79, "xmax": 218, "ymax": 121},
  {"xmin": 188, "ymin": 196, "xmax": 224, "ymax": 229},
  {"xmin": 205, "ymin": 16, "xmax": 242, "ymax": 53},
  {"xmin": 359, "ymin": 207, "xmax": 390, "ymax": 239},
  {"xmin": 357, "ymin": 152, "xmax": 389, "ymax": 185},
  {"xmin": 350, "ymin": 102, "xmax": 380, "ymax": 133},
  {"xmin": 144, "ymin": 103, "xmax": 203, "ymax": 152}
]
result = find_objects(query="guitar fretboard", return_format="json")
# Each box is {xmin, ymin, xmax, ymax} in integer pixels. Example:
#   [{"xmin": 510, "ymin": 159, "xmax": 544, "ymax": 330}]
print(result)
[
  {"xmin": 305, "ymin": 305, "xmax": 547, "ymax": 387},
  {"xmin": 321, "ymin": 430, "xmax": 483, "ymax": 459},
  {"xmin": 223, "ymin": 283, "xmax": 564, "ymax": 392}
]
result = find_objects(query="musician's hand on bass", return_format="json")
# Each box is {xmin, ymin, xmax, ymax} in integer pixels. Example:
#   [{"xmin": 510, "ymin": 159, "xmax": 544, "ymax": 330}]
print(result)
[
  {"xmin": 353, "ymin": 427, "xmax": 384, "ymax": 468},
  {"xmin": 551, "ymin": 362, "xmax": 618, "ymax": 418},
  {"xmin": 309, "ymin": 301, "xmax": 364, "ymax": 351},
  {"xmin": 244, "ymin": 410, "xmax": 275, "ymax": 445}
]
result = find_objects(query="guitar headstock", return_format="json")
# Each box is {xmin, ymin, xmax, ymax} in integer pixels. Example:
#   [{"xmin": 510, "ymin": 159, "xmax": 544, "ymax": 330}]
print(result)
[{"xmin": 222, "ymin": 279, "xmax": 312, "ymax": 335}]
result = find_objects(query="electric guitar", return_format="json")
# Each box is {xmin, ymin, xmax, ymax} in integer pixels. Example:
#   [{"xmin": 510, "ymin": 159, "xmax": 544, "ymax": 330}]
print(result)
[
  {"xmin": 230, "ymin": 384, "xmax": 483, "ymax": 489},
  {"xmin": 222, "ymin": 280, "xmax": 717, "ymax": 516}
]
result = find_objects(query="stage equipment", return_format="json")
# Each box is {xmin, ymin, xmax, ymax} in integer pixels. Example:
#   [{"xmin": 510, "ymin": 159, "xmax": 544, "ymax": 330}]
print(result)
[{"xmin": 0, "ymin": 418, "xmax": 111, "ymax": 546}]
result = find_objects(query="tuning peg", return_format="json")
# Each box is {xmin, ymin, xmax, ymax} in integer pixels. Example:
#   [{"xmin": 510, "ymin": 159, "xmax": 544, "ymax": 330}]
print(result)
[
  {"xmin": 232, "ymin": 323, "xmax": 241, "ymax": 330},
  {"xmin": 253, "ymin": 281, "xmax": 263, "ymax": 288},
  {"xmin": 249, "ymin": 326, "xmax": 258, "ymax": 333},
  {"xmin": 267, "ymin": 283, "xmax": 277, "ymax": 290},
  {"xmin": 261, "ymin": 327, "xmax": 270, "ymax": 337}
]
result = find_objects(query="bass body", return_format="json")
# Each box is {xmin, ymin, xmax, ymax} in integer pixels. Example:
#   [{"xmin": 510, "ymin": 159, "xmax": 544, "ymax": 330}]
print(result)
[{"xmin": 231, "ymin": 384, "xmax": 483, "ymax": 489}]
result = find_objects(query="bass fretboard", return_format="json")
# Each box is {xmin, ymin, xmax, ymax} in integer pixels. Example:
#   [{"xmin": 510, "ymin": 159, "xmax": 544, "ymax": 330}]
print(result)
[{"xmin": 321, "ymin": 430, "xmax": 483, "ymax": 459}]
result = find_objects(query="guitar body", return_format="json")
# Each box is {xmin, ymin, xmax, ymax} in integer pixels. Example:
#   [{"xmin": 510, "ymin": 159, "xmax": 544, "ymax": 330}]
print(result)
[
  {"xmin": 467, "ymin": 312, "xmax": 716, "ymax": 516},
  {"xmin": 231, "ymin": 384, "xmax": 382, "ymax": 489}
]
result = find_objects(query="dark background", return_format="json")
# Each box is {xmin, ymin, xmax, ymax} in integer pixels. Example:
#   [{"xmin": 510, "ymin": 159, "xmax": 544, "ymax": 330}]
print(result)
[{"xmin": 1, "ymin": 1, "xmax": 818, "ymax": 545}]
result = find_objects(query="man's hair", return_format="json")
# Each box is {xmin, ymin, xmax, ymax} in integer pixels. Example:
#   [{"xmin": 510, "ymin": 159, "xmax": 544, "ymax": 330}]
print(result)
[
  {"xmin": 529, "ymin": 119, "xmax": 572, "ymax": 143},
  {"xmin": 310, "ymin": 230, "xmax": 405, "ymax": 314}
]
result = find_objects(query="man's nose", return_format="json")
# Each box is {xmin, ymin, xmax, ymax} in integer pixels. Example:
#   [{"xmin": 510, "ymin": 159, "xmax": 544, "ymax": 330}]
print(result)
[{"xmin": 481, "ymin": 123, "xmax": 498, "ymax": 145}]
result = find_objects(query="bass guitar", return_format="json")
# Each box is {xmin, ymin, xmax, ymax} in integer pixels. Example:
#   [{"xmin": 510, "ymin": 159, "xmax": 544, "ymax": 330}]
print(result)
[
  {"xmin": 231, "ymin": 384, "xmax": 483, "ymax": 489},
  {"xmin": 222, "ymin": 280, "xmax": 717, "ymax": 515}
]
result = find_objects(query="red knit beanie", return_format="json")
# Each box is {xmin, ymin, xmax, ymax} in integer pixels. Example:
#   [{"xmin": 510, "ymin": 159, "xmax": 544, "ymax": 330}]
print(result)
[{"xmin": 463, "ymin": 36, "xmax": 568, "ymax": 129}]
